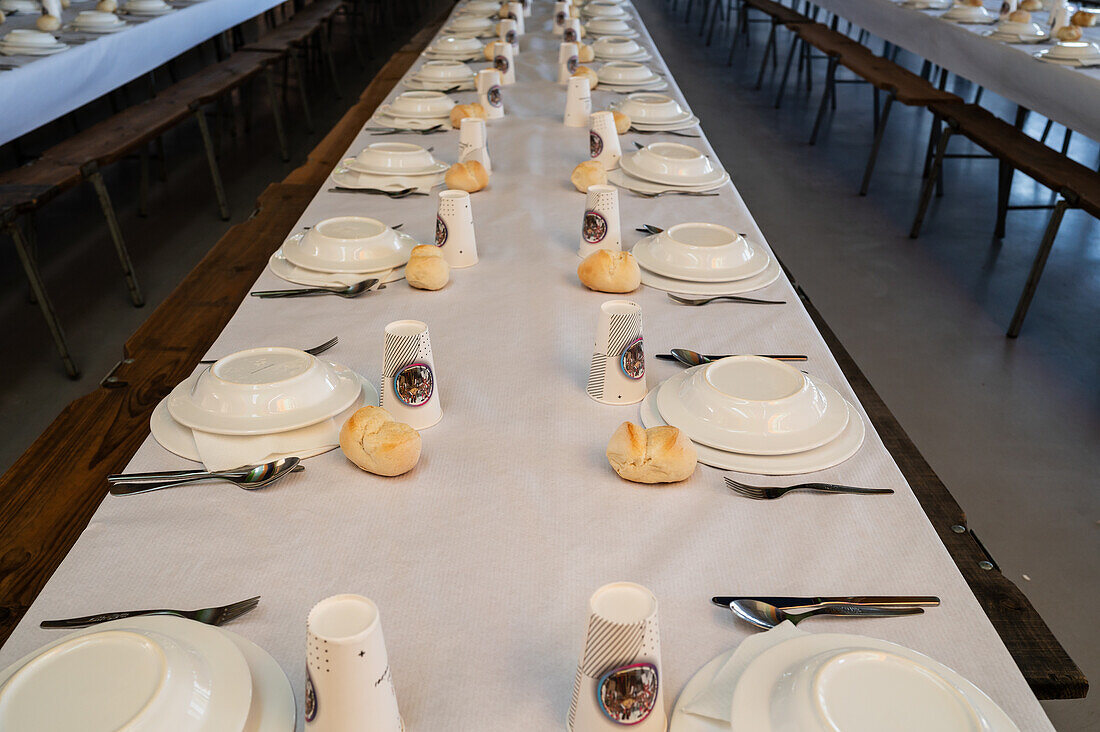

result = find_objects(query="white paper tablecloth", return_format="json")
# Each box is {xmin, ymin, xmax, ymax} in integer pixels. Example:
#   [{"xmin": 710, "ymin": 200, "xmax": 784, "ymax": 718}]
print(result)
[
  {"xmin": 806, "ymin": 0, "xmax": 1100, "ymax": 141},
  {"xmin": 0, "ymin": 2, "xmax": 1057, "ymax": 729},
  {"xmin": 0, "ymin": 0, "xmax": 283, "ymax": 145}
]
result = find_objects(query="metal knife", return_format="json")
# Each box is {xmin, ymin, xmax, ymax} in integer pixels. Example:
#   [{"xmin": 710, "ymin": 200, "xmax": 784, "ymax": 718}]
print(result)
[
  {"xmin": 655, "ymin": 353, "xmax": 808, "ymax": 362},
  {"xmin": 712, "ymin": 596, "xmax": 940, "ymax": 610}
]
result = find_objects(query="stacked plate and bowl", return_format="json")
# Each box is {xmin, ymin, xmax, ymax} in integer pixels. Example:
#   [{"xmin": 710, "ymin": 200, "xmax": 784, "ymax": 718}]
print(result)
[
  {"xmin": 985, "ymin": 16, "xmax": 1048, "ymax": 42},
  {"xmin": 631, "ymin": 222, "xmax": 780, "ymax": 295},
  {"xmin": 596, "ymin": 60, "xmax": 667, "ymax": 91},
  {"xmin": 0, "ymin": 615, "xmax": 295, "ymax": 731},
  {"xmin": 72, "ymin": 10, "xmax": 129, "ymax": 32},
  {"xmin": 582, "ymin": 0, "xmax": 628, "ymax": 19},
  {"xmin": 404, "ymin": 59, "xmax": 477, "ymax": 91},
  {"xmin": 333, "ymin": 141, "xmax": 449, "ymax": 192},
  {"xmin": 611, "ymin": 92, "xmax": 699, "ymax": 131},
  {"xmin": 592, "ymin": 35, "xmax": 651, "ymax": 62},
  {"xmin": 423, "ymin": 34, "xmax": 484, "ymax": 61},
  {"xmin": 442, "ymin": 12, "xmax": 496, "ymax": 37},
  {"xmin": 641, "ymin": 354, "xmax": 866, "ymax": 474},
  {"xmin": 0, "ymin": 29, "xmax": 67, "ymax": 56},
  {"xmin": 1035, "ymin": 40, "xmax": 1100, "ymax": 65},
  {"xmin": 611, "ymin": 141, "xmax": 728, "ymax": 195},
  {"xmin": 371, "ymin": 90, "xmax": 457, "ymax": 130},
  {"xmin": 585, "ymin": 17, "xmax": 637, "ymax": 37},
  {"xmin": 123, "ymin": 0, "xmax": 173, "ymax": 15},
  {"xmin": 939, "ymin": 1, "xmax": 995, "ymax": 23}
]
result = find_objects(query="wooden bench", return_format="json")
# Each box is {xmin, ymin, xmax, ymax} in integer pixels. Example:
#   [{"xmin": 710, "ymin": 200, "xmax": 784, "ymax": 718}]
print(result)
[
  {"xmin": 910, "ymin": 101, "xmax": 1100, "ymax": 336},
  {"xmin": 732, "ymin": 0, "xmax": 814, "ymax": 94}
]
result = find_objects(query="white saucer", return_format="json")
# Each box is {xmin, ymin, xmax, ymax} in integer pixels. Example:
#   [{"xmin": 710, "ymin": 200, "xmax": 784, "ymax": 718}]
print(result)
[
  {"xmin": 639, "ymin": 256, "xmax": 782, "ymax": 295},
  {"xmin": 640, "ymin": 382, "xmax": 866, "ymax": 475},
  {"xmin": 330, "ymin": 167, "xmax": 444, "ymax": 194},
  {"xmin": 631, "ymin": 232, "xmax": 770, "ymax": 283},
  {"xmin": 0, "ymin": 42, "xmax": 68, "ymax": 55},
  {"xmin": 342, "ymin": 152, "xmax": 449, "ymax": 176},
  {"xmin": 224, "ymin": 629, "xmax": 296, "ymax": 732},
  {"xmin": 585, "ymin": 27, "xmax": 639, "ymax": 38},
  {"xmin": 367, "ymin": 111, "xmax": 454, "ymax": 131},
  {"xmin": 595, "ymin": 49, "xmax": 652, "ymax": 62},
  {"xmin": 984, "ymin": 29, "xmax": 1048, "ymax": 42},
  {"xmin": 269, "ymin": 247, "xmax": 406, "ymax": 287},
  {"xmin": 72, "ymin": 22, "xmax": 128, "ymax": 32},
  {"xmin": 730, "ymin": 634, "xmax": 1020, "ymax": 731},
  {"xmin": 122, "ymin": 6, "xmax": 174, "ymax": 15},
  {"xmin": 669, "ymin": 649, "xmax": 737, "ymax": 732},
  {"xmin": 1033, "ymin": 49, "xmax": 1100, "ymax": 65},
  {"xmin": 609, "ymin": 167, "xmax": 730, "ymax": 195}
]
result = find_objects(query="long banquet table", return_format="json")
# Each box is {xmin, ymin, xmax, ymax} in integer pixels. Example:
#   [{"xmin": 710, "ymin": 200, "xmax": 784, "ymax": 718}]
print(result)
[
  {"xmin": 0, "ymin": 0, "xmax": 1070, "ymax": 728},
  {"xmin": 0, "ymin": 0, "xmax": 285, "ymax": 145}
]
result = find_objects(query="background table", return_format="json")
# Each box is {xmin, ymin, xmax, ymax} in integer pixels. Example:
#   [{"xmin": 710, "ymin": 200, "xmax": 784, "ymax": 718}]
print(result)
[{"xmin": 0, "ymin": 0, "xmax": 1064, "ymax": 729}]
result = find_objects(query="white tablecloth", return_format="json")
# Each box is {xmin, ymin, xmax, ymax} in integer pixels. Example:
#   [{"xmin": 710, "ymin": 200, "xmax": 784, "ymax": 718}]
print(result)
[
  {"xmin": 0, "ymin": 1, "xmax": 1057, "ymax": 729},
  {"xmin": 807, "ymin": 0, "xmax": 1100, "ymax": 141},
  {"xmin": 0, "ymin": 0, "xmax": 282, "ymax": 145}
]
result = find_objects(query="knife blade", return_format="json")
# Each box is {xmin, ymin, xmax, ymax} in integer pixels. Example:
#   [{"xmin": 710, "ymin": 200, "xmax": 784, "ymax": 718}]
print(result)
[
  {"xmin": 655, "ymin": 353, "xmax": 808, "ymax": 362},
  {"xmin": 712, "ymin": 596, "xmax": 940, "ymax": 610}
]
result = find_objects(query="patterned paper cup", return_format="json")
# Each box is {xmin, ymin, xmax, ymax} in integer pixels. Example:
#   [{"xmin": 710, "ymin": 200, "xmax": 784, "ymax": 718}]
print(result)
[
  {"xmin": 589, "ymin": 111, "xmax": 622, "ymax": 171},
  {"xmin": 498, "ymin": 17, "xmax": 519, "ymax": 50},
  {"xmin": 458, "ymin": 116, "xmax": 491, "ymax": 173},
  {"xmin": 476, "ymin": 68, "xmax": 505, "ymax": 119},
  {"xmin": 381, "ymin": 320, "xmax": 442, "ymax": 429},
  {"xmin": 436, "ymin": 190, "xmax": 478, "ymax": 268},
  {"xmin": 564, "ymin": 76, "xmax": 592, "ymax": 127},
  {"xmin": 503, "ymin": 2, "xmax": 525, "ymax": 33},
  {"xmin": 579, "ymin": 184, "xmax": 621, "ymax": 258},
  {"xmin": 562, "ymin": 17, "xmax": 582, "ymax": 44},
  {"xmin": 559, "ymin": 40, "xmax": 581, "ymax": 84},
  {"xmin": 493, "ymin": 39, "xmax": 516, "ymax": 85},
  {"xmin": 554, "ymin": 0, "xmax": 569, "ymax": 34},
  {"xmin": 587, "ymin": 300, "xmax": 646, "ymax": 405}
]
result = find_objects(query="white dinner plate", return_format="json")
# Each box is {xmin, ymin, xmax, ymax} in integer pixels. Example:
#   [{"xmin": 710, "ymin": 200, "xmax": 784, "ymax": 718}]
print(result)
[
  {"xmin": 585, "ymin": 27, "xmax": 640, "ymax": 38},
  {"xmin": 342, "ymin": 149, "xmax": 449, "ymax": 176},
  {"xmin": 595, "ymin": 49, "xmax": 652, "ymax": 62},
  {"xmin": 223, "ymin": 629, "xmax": 296, "ymax": 732},
  {"xmin": 330, "ymin": 167, "xmax": 444, "ymax": 194},
  {"xmin": 640, "ymin": 382, "xmax": 866, "ymax": 475},
  {"xmin": 121, "ymin": 5, "xmax": 174, "ymax": 15},
  {"xmin": 0, "ymin": 42, "xmax": 68, "ymax": 55},
  {"xmin": 621, "ymin": 150, "xmax": 728, "ymax": 188},
  {"xmin": 730, "ymin": 634, "xmax": 1020, "ymax": 731},
  {"xmin": 668, "ymin": 649, "xmax": 737, "ymax": 732},
  {"xmin": 639, "ymin": 255, "xmax": 782, "ymax": 295},
  {"xmin": 268, "ymin": 247, "xmax": 406, "ymax": 287},
  {"xmin": 402, "ymin": 77, "xmax": 477, "ymax": 91},
  {"xmin": 0, "ymin": 616, "xmax": 252, "ymax": 732},
  {"xmin": 151, "ymin": 376, "xmax": 379, "ymax": 462},
  {"xmin": 609, "ymin": 167, "xmax": 730, "ymax": 195},
  {"xmin": 655, "ymin": 365, "xmax": 851, "ymax": 455},
  {"xmin": 602, "ymin": 79, "xmax": 671, "ymax": 93},
  {"xmin": 628, "ymin": 118, "xmax": 702, "ymax": 132},
  {"xmin": 1033, "ymin": 50, "xmax": 1100, "ymax": 66},
  {"xmin": 422, "ymin": 49, "xmax": 483, "ymax": 61},
  {"xmin": 72, "ymin": 22, "xmax": 128, "ymax": 32},
  {"xmin": 367, "ymin": 111, "xmax": 454, "ymax": 131},
  {"xmin": 984, "ymin": 29, "xmax": 1048, "ymax": 43},
  {"xmin": 280, "ymin": 228, "xmax": 418, "ymax": 273},
  {"xmin": 631, "ymin": 232, "xmax": 770, "ymax": 283}
]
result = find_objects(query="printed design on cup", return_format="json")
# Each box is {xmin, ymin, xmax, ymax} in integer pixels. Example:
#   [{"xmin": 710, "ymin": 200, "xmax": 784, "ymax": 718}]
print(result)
[
  {"xmin": 487, "ymin": 85, "xmax": 503, "ymax": 108},
  {"xmin": 556, "ymin": 10, "xmax": 566, "ymax": 23},
  {"xmin": 505, "ymin": 10, "xmax": 516, "ymax": 19},
  {"xmin": 597, "ymin": 662, "xmax": 659, "ymax": 725},
  {"xmin": 568, "ymin": 613, "xmax": 647, "ymax": 726},
  {"xmin": 590, "ymin": 131, "xmax": 604, "ymax": 159},
  {"xmin": 582, "ymin": 210, "xmax": 608, "ymax": 243},
  {"xmin": 494, "ymin": 54, "xmax": 510, "ymax": 74},
  {"xmin": 505, "ymin": 29, "xmax": 516, "ymax": 43},
  {"xmin": 435, "ymin": 215, "xmax": 448, "ymax": 246},
  {"xmin": 567, "ymin": 54, "xmax": 579, "ymax": 73},
  {"xmin": 564, "ymin": 27, "xmax": 577, "ymax": 42},
  {"xmin": 620, "ymin": 336, "xmax": 644, "ymax": 380},
  {"xmin": 305, "ymin": 668, "xmax": 318, "ymax": 722},
  {"xmin": 393, "ymin": 363, "xmax": 434, "ymax": 407}
]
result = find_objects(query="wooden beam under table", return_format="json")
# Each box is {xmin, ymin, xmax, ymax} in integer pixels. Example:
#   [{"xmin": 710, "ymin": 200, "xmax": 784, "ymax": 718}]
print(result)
[{"xmin": 0, "ymin": 9, "xmax": 1085, "ymax": 702}]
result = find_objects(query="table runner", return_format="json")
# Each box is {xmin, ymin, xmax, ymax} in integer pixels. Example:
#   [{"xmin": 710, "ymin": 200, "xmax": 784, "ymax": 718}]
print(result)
[
  {"xmin": 802, "ymin": 0, "xmax": 1100, "ymax": 141},
  {"xmin": 0, "ymin": 1, "xmax": 1057, "ymax": 728},
  {"xmin": 0, "ymin": 0, "xmax": 284, "ymax": 145}
]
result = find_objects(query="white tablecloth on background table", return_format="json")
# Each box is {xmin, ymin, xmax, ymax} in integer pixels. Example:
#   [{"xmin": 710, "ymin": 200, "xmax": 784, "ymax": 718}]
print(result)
[
  {"xmin": 0, "ymin": 1, "xmax": 1057, "ymax": 729},
  {"xmin": 807, "ymin": 0, "xmax": 1100, "ymax": 140},
  {"xmin": 0, "ymin": 0, "xmax": 282, "ymax": 145}
]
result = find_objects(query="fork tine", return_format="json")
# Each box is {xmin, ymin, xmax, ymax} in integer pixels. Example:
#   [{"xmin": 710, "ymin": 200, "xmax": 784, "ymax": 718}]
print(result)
[{"xmin": 216, "ymin": 597, "xmax": 261, "ymax": 625}]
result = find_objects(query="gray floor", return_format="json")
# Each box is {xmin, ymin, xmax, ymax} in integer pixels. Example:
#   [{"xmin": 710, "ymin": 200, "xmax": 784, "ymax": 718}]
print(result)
[{"xmin": 1, "ymin": 5, "xmax": 1097, "ymax": 730}]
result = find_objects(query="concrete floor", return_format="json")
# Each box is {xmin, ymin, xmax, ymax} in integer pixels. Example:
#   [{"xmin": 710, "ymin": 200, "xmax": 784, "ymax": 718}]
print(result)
[{"xmin": 0, "ymin": 4, "xmax": 1097, "ymax": 730}]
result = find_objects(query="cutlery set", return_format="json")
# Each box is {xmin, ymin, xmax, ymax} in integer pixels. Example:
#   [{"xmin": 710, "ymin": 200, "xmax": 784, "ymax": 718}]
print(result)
[
  {"xmin": 108, "ymin": 457, "xmax": 303, "ymax": 495},
  {"xmin": 327, "ymin": 186, "xmax": 426, "ymax": 198},
  {"xmin": 250, "ymin": 278, "xmax": 381, "ymax": 299},
  {"xmin": 370, "ymin": 123, "xmax": 447, "ymax": 136}
]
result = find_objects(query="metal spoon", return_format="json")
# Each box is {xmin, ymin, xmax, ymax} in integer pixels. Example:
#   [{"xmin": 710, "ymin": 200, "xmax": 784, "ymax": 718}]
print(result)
[
  {"xmin": 730, "ymin": 599, "xmax": 924, "ymax": 630},
  {"xmin": 250, "ymin": 279, "xmax": 379, "ymax": 299},
  {"xmin": 327, "ymin": 187, "xmax": 422, "ymax": 198},
  {"xmin": 668, "ymin": 293, "xmax": 785, "ymax": 306},
  {"xmin": 663, "ymin": 349, "xmax": 807, "ymax": 365},
  {"xmin": 110, "ymin": 458, "xmax": 303, "ymax": 496}
]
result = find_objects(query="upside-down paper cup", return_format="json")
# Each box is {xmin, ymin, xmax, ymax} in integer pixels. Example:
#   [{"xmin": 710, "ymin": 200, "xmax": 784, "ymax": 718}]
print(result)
[
  {"xmin": 492, "ymin": 39, "xmax": 516, "ymax": 85},
  {"xmin": 589, "ymin": 111, "xmax": 622, "ymax": 171},
  {"xmin": 436, "ymin": 190, "xmax": 478, "ymax": 268},
  {"xmin": 553, "ymin": 0, "xmax": 568, "ymax": 33},
  {"xmin": 567, "ymin": 582, "xmax": 666, "ymax": 731},
  {"xmin": 498, "ymin": 17, "xmax": 519, "ymax": 49},
  {"xmin": 504, "ymin": 2, "xmax": 525, "ymax": 33},
  {"xmin": 381, "ymin": 320, "xmax": 442, "ymax": 429},
  {"xmin": 458, "ymin": 116, "xmax": 491, "ymax": 173},
  {"xmin": 579, "ymin": 184, "xmax": 621, "ymax": 258},
  {"xmin": 564, "ymin": 76, "xmax": 591, "ymax": 127},
  {"xmin": 586, "ymin": 300, "xmax": 645, "ymax": 405},
  {"xmin": 558, "ymin": 41, "xmax": 580, "ymax": 84},
  {"xmin": 306, "ymin": 595, "xmax": 403, "ymax": 732},
  {"xmin": 562, "ymin": 17, "xmax": 582, "ymax": 44},
  {"xmin": 476, "ymin": 68, "xmax": 505, "ymax": 119}
]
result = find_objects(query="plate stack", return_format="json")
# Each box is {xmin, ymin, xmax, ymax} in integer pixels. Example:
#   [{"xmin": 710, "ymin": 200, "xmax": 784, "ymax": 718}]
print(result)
[
  {"xmin": 0, "ymin": 615, "xmax": 295, "ymax": 732},
  {"xmin": 454, "ymin": 0, "xmax": 500, "ymax": 16},
  {"xmin": 333, "ymin": 141, "xmax": 449, "ymax": 192},
  {"xmin": 270, "ymin": 213, "xmax": 420, "ymax": 287},
  {"xmin": 985, "ymin": 18, "xmax": 1048, "ymax": 42},
  {"xmin": 670, "ymin": 632, "xmax": 1020, "ymax": 732},
  {"xmin": 592, "ymin": 36, "xmax": 651, "ymax": 61},
  {"xmin": 443, "ymin": 13, "xmax": 496, "ymax": 37},
  {"xmin": 423, "ymin": 35, "xmax": 484, "ymax": 61},
  {"xmin": 1035, "ymin": 40, "xmax": 1100, "ymax": 66},
  {"xmin": 585, "ymin": 17, "xmax": 637, "ymax": 37},
  {"xmin": 641, "ymin": 356, "xmax": 866, "ymax": 475},
  {"xmin": 0, "ymin": 29, "xmax": 67, "ymax": 56},
  {"xmin": 897, "ymin": 0, "xmax": 951, "ymax": 9},
  {"xmin": 72, "ymin": 10, "xmax": 129, "ymax": 32},
  {"xmin": 582, "ymin": 0, "xmax": 628, "ymax": 19},
  {"xmin": 939, "ymin": 1, "xmax": 994, "ymax": 22},
  {"xmin": 596, "ymin": 61, "xmax": 667, "ymax": 92},
  {"xmin": 153, "ymin": 346, "xmax": 378, "ymax": 467},
  {"xmin": 0, "ymin": 0, "xmax": 38, "ymax": 13},
  {"xmin": 611, "ymin": 141, "xmax": 728, "ymax": 195},
  {"xmin": 371, "ymin": 91, "xmax": 456, "ymax": 130},
  {"xmin": 404, "ymin": 60, "xmax": 476, "ymax": 91},
  {"xmin": 611, "ymin": 92, "xmax": 698, "ymax": 131},
  {"xmin": 123, "ymin": 0, "xmax": 173, "ymax": 15},
  {"xmin": 631, "ymin": 222, "xmax": 780, "ymax": 295}
]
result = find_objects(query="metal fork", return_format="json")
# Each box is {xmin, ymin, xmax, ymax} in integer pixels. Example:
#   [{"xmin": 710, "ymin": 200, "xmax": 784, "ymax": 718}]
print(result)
[
  {"xmin": 632, "ymin": 190, "xmax": 720, "ymax": 198},
  {"xmin": 327, "ymin": 187, "xmax": 423, "ymax": 198},
  {"xmin": 41, "ymin": 595, "xmax": 261, "ymax": 629},
  {"xmin": 725, "ymin": 477, "xmax": 895, "ymax": 500},
  {"xmin": 200, "ymin": 336, "xmax": 337, "ymax": 365},
  {"xmin": 669, "ymin": 293, "xmax": 785, "ymax": 306},
  {"xmin": 630, "ymin": 128, "xmax": 700, "ymax": 138}
]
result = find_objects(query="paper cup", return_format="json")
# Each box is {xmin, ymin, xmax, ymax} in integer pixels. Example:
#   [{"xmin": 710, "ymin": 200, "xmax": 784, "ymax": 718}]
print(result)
[
  {"xmin": 498, "ymin": 17, "xmax": 519, "ymax": 49},
  {"xmin": 567, "ymin": 582, "xmax": 666, "ymax": 731},
  {"xmin": 306, "ymin": 595, "xmax": 403, "ymax": 732},
  {"xmin": 504, "ymin": 2, "xmax": 525, "ymax": 33},
  {"xmin": 586, "ymin": 300, "xmax": 646, "ymax": 405},
  {"xmin": 579, "ymin": 184, "xmax": 621, "ymax": 257},
  {"xmin": 559, "ymin": 41, "xmax": 581, "ymax": 84},
  {"xmin": 476, "ymin": 68, "xmax": 505, "ymax": 119},
  {"xmin": 436, "ymin": 190, "xmax": 478, "ymax": 268},
  {"xmin": 522, "ymin": 0, "xmax": 531, "ymax": 17},
  {"xmin": 589, "ymin": 111, "xmax": 622, "ymax": 171},
  {"xmin": 564, "ymin": 76, "xmax": 592, "ymax": 127},
  {"xmin": 381, "ymin": 320, "xmax": 442, "ymax": 429},
  {"xmin": 492, "ymin": 40, "xmax": 516, "ymax": 85},
  {"xmin": 458, "ymin": 116, "xmax": 491, "ymax": 173},
  {"xmin": 563, "ymin": 17, "xmax": 582, "ymax": 44},
  {"xmin": 553, "ymin": 0, "xmax": 569, "ymax": 33}
]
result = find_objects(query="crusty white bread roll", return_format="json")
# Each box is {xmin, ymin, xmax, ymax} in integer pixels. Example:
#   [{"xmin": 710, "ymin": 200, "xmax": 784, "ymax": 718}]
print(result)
[
  {"xmin": 1072, "ymin": 9, "xmax": 1096, "ymax": 25},
  {"xmin": 450, "ymin": 103, "xmax": 487, "ymax": 129},
  {"xmin": 406, "ymin": 245, "xmax": 450, "ymax": 290},
  {"xmin": 1055, "ymin": 24, "xmax": 1083, "ymax": 40},
  {"xmin": 1007, "ymin": 9, "xmax": 1030, "ymax": 22},
  {"xmin": 339, "ymin": 406, "xmax": 422, "ymax": 476},
  {"xmin": 572, "ymin": 65, "xmax": 598, "ymax": 90},
  {"xmin": 578, "ymin": 43, "xmax": 595, "ymax": 62},
  {"xmin": 483, "ymin": 41, "xmax": 499, "ymax": 61},
  {"xmin": 36, "ymin": 13, "xmax": 61, "ymax": 30},
  {"xmin": 612, "ymin": 110, "xmax": 631, "ymax": 134},
  {"xmin": 607, "ymin": 422, "xmax": 697, "ymax": 484},
  {"xmin": 1018, "ymin": 0, "xmax": 1041, "ymax": 10},
  {"xmin": 578, "ymin": 250, "xmax": 641, "ymax": 293},
  {"xmin": 445, "ymin": 160, "xmax": 489, "ymax": 192},
  {"xmin": 570, "ymin": 160, "xmax": 607, "ymax": 192},
  {"xmin": 96, "ymin": 0, "xmax": 116, "ymax": 10}
]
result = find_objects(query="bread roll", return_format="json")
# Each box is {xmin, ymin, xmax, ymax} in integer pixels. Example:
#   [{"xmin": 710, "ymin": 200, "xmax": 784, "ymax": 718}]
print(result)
[
  {"xmin": 578, "ymin": 250, "xmax": 641, "ymax": 293},
  {"xmin": 0, "ymin": 10, "xmax": 6, "ymax": 23},
  {"xmin": 578, "ymin": 43, "xmax": 595, "ymax": 62},
  {"xmin": 963, "ymin": 0, "xmax": 983, "ymax": 6},
  {"xmin": 1072, "ymin": 9, "xmax": 1096, "ymax": 25},
  {"xmin": 36, "ymin": 13, "xmax": 60, "ymax": 30},
  {"xmin": 406, "ymin": 245, "xmax": 451, "ymax": 290},
  {"xmin": 483, "ymin": 41, "xmax": 498, "ymax": 61},
  {"xmin": 445, "ymin": 160, "xmax": 489, "ymax": 192},
  {"xmin": 1007, "ymin": 9, "xmax": 1030, "ymax": 22},
  {"xmin": 570, "ymin": 160, "xmax": 607, "ymax": 192},
  {"xmin": 96, "ymin": 0, "xmax": 117, "ymax": 11},
  {"xmin": 339, "ymin": 406, "xmax": 422, "ymax": 476},
  {"xmin": 572, "ymin": 65, "xmax": 598, "ymax": 90},
  {"xmin": 612, "ymin": 110, "xmax": 631, "ymax": 135},
  {"xmin": 1056, "ymin": 23, "xmax": 1083, "ymax": 40},
  {"xmin": 607, "ymin": 422, "xmax": 697, "ymax": 484},
  {"xmin": 1018, "ymin": 0, "xmax": 1041, "ymax": 10},
  {"xmin": 449, "ymin": 103, "xmax": 487, "ymax": 128}
]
